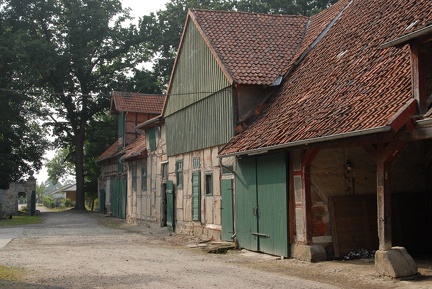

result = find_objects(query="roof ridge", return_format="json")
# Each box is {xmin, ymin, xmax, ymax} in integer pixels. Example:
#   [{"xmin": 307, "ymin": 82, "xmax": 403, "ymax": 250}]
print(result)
[
  {"xmin": 190, "ymin": 8, "xmax": 308, "ymax": 19},
  {"xmin": 113, "ymin": 91, "xmax": 166, "ymax": 97}
]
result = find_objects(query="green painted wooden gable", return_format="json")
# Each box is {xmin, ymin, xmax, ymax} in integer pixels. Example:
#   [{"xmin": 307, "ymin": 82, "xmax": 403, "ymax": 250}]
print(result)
[{"xmin": 164, "ymin": 20, "xmax": 234, "ymax": 156}]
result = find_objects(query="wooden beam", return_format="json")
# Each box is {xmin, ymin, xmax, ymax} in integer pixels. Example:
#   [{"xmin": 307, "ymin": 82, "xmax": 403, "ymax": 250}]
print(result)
[
  {"xmin": 387, "ymin": 99, "xmax": 417, "ymax": 133},
  {"xmin": 370, "ymin": 141, "xmax": 406, "ymax": 251},
  {"xmin": 302, "ymin": 148, "xmax": 319, "ymax": 166},
  {"xmin": 410, "ymin": 43, "xmax": 427, "ymax": 114},
  {"xmin": 377, "ymin": 160, "xmax": 392, "ymax": 250},
  {"xmin": 301, "ymin": 148, "xmax": 319, "ymax": 244}
]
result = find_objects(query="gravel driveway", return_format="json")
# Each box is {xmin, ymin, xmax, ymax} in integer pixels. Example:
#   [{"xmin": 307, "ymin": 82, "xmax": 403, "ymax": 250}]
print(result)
[{"xmin": 0, "ymin": 210, "xmax": 431, "ymax": 289}]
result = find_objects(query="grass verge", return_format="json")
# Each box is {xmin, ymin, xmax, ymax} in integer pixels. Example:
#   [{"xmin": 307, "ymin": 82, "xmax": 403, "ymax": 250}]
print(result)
[
  {"xmin": 0, "ymin": 265, "xmax": 25, "ymax": 281},
  {"xmin": 0, "ymin": 215, "xmax": 41, "ymax": 227}
]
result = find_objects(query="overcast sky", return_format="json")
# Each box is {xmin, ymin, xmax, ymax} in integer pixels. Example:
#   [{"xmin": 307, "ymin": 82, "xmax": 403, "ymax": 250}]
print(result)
[
  {"xmin": 34, "ymin": 0, "xmax": 170, "ymax": 183},
  {"xmin": 122, "ymin": 0, "xmax": 169, "ymax": 19}
]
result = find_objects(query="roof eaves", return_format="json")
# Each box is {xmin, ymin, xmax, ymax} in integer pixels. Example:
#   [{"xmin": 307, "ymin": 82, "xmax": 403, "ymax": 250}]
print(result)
[
  {"xmin": 219, "ymin": 125, "xmax": 392, "ymax": 158},
  {"xmin": 382, "ymin": 24, "xmax": 432, "ymax": 48},
  {"xmin": 120, "ymin": 151, "xmax": 146, "ymax": 161},
  {"xmin": 136, "ymin": 115, "xmax": 163, "ymax": 130}
]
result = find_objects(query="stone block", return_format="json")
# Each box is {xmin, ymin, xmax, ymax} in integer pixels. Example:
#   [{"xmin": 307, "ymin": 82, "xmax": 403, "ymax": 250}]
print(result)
[
  {"xmin": 375, "ymin": 247, "xmax": 418, "ymax": 278},
  {"xmin": 291, "ymin": 243, "xmax": 327, "ymax": 262}
]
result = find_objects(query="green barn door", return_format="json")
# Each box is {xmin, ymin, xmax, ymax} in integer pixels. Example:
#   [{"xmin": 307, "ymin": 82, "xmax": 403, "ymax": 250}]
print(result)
[
  {"xmin": 109, "ymin": 180, "xmax": 118, "ymax": 217},
  {"xmin": 221, "ymin": 179, "xmax": 234, "ymax": 241},
  {"xmin": 166, "ymin": 180, "xmax": 175, "ymax": 231},
  {"xmin": 109, "ymin": 178, "xmax": 127, "ymax": 219},
  {"xmin": 235, "ymin": 157, "xmax": 258, "ymax": 251},
  {"xmin": 257, "ymin": 154, "xmax": 289, "ymax": 257},
  {"xmin": 235, "ymin": 153, "xmax": 289, "ymax": 256}
]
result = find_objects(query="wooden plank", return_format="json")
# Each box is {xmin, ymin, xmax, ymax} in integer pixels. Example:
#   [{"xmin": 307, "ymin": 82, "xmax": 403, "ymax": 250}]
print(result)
[
  {"xmin": 410, "ymin": 43, "xmax": 428, "ymax": 114},
  {"xmin": 330, "ymin": 196, "xmax": 377, "ymax": 257},
  {"xmin": 377, "ymin": 161, "xmax": 392, "ymax": 250}
]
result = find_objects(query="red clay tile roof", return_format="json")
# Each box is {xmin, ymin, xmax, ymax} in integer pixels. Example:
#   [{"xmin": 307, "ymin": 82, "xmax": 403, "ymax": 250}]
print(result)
[
  {"xmin": 220, "ymin": 0, "xmax": 432, "ymax": 156},
  {"xmin": 190, "ymin": 10, "xmax": 309, "ymax": 85},
  {"xmin": 120, "ymin": 135, "xmax": 147, "ymax": 161},
  {"xmin": 110, "ymin": 91, "xmax": 166, "ymax": 114},
  {"xmin": 96, "ymin": 141, "xmax": 123, "ymax": 162}
]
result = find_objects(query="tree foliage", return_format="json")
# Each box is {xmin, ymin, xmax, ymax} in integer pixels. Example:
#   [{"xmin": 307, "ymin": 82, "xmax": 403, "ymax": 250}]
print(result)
[
  {"xmin": 83, "ymin": 112, "xmax": 117, "ymax": 209},
  {"xmin": 0, "ymin": 4, "xmax": 48, "ymax": 189},
  {"xmin": 3, "ymin": 0, "xmax": 153, "ymax": 208},
  {"xmin": 46, "ymin": 148, "xmax": 75, "ymax": 185},
  {"xmin": 1, "ymin": 0, "xmax": 338, "ymax": 203}
]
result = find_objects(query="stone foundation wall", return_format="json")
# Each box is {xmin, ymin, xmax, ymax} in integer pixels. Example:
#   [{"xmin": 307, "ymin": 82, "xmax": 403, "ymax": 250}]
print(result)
[{"xmin": 0, "ymin": 176, "xmax": 36, "ymax": 217}]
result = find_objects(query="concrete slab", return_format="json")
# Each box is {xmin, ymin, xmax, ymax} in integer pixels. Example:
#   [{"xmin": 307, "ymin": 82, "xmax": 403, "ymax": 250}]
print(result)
[
  {"xmin": 0, "ymin": 227, "xmax": 23, "ymax": 249},
  {"xmin": 291, "ymin": 243, "xmax": 327, "ymax": 262}
]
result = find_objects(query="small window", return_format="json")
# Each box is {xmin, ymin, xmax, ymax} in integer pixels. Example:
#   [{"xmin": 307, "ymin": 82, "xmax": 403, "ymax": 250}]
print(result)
[
  {"xmin": 205, "ymin": 173, "xmax": 213, "ymax": 196},
  {"xmin": 176, "ymin": 160, "xmax": 183, "ymax": 189},
  {"xmin": 141, "ymin": 163, "xmax": 147, "ymax": 191},
  {"xmin": 222, "ymin": 165, "xmax": 234, "ymax": 175},
  {"xmin": 193, "ymin": 157, "xmax": 200, "ymax": 170},
  {"xmin": 132, "ymin": 166, "xmax": 137, "ymax": 192},
  {"xmin": 117, "ymin": 156, "xmax": 123, "ymax": 173},
  {"xmin": 161, "ymin": 163, "xmax": 168, "ymax": 183}
]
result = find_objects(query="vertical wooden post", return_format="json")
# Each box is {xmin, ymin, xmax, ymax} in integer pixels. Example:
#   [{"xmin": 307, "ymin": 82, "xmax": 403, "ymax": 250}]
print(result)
[
  {"xmin": 410, "ymin": 43, "xmax": 427, "ymax": 114},
  {"xmin": 302, "ymin": 149, "xmax": 319, "ymax": 244},
  {"xmin": 365, "ymin": 141, "xmax": 406, "ymax": 251},
  {"xmin": 376, "ymin": 160, "xmax": 392, "ymax": 250}
]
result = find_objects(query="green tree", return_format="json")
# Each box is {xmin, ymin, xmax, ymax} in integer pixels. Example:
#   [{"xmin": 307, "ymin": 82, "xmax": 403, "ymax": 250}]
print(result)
[
  {"xmin": 0, "ymin": 4, "xmax": 48, "ymax": 189},
  {"xmin": 46, "ymin": 148, "xmax": 75, "ymax": 185},
  {"xmin": 4, "ymin": 0, "xmax": 151, "ymax": 209},
  {"xmin": 84, "ymin": 113, "xmax": 117, "ymax": 211},
  {"xmin": 36, "ymin": 181, "xmax": 48, "ymax": 204}
]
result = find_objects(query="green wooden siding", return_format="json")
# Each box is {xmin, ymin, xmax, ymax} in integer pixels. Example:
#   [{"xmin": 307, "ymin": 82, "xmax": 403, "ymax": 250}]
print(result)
[
  {"xmin": 166, "ymin": 89, "xmax": 234, "ymax": 156},
  {"xmin": 235, "ymin": 153, "xmax": 289, "ymax": 257},
  {"xmin": 164, "ymin": 20, "xmax": 234, "ymax": 156},
  {"xmin": 164, "ymin": 22, "xmax": 230, "ymax": 117}
]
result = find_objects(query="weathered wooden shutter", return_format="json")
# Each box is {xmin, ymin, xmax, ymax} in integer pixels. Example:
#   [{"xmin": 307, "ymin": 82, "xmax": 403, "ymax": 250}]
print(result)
[
  {"xmin": 166, "ymin": 180, "xmax": 175, "ymax": 231},
  {"xmin": 192, "ymin": 171, "xmax": 201, "ymax": 221},
  {"xmin": 148, "ymin": 127, "xmax": 156, "ymax": 151}
]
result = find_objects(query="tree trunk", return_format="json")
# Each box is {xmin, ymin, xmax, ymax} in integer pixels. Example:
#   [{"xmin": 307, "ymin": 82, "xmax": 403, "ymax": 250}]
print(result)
[
  {"xmin": 91, "ymin": 198, "xmax": 95, "ymax": 212},
  {"xmin": 74, "ymin": 129, "xmax": 86, "ymax": 210}
]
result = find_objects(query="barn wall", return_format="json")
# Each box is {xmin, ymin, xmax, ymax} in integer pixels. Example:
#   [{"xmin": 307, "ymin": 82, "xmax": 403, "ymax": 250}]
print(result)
[
  {"xmin": 309, "ymin": 147, "xmax": 376, "ymax": 248},
  {"xmin": 168, "ymin": 145, "xmax": 235, "ymax": 240}
]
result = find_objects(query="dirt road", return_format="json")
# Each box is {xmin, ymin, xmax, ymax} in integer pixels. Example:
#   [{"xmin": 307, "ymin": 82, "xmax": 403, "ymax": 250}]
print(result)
[{"xmin": 0, "ymin": 210, "xmax": 431, "ymax": 289}]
